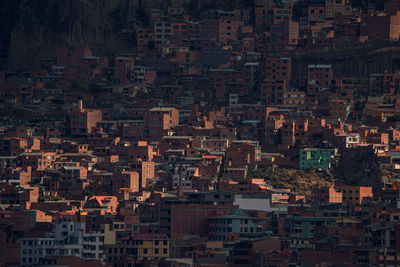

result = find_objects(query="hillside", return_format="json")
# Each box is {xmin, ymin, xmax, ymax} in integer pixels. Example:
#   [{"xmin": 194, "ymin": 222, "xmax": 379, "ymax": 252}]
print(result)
[
  {"xmin": 0, "ymin": 0, "xmax": 255, "ymax": 70},
  {"xmin": 248, "ymin": 168, "xmax": 334, "ymax": 200},
  {"xmin": 2, "ymin": 0, "xmax": 400, "ymax": 77}
]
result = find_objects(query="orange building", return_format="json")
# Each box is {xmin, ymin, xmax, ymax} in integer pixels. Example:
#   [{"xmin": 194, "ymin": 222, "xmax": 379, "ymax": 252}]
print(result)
[
  {"xmin": 144, "ymin": 107, "xmax": 179, "ymax": 133},
  {"xmin": 225, "ymin": 141, "xmax": 261, "ymax": 166},
  {"xmin": 83, "ymin": 195, "xmax": 118, "ymax": 215},
  {"xmin": 336, "ymin": 185, "xmax": 373, "ymax": 206},
  {"xmin": 311, "ymin": 184, "xmax": 342, "ymax": 204},
  {"xmin": 112, "ymin": 171, "xmax": 140, "ymax": 197},
  {"xmin": 19, "ymin": 152, "xmax": 56, "ymax": 171}
]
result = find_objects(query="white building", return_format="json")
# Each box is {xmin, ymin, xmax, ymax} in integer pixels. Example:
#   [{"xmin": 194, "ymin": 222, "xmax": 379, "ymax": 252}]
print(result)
[
  {"xmin": 233, "ymin": 195, "xmax": 288, "ymax": 213},
  {"xmin": 19, "ymin": 217, "xmax": 104, "ymax": 266}
]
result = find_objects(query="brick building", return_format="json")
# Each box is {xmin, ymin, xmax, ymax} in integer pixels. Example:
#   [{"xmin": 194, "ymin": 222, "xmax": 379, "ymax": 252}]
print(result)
[
  {"xmin": 336, "ymin": 185, "xmax": 373, "ymax": 206},
  {"xmin": 261, "ymin": 57, "xmax": 291, "ymax": 105},
  {"xmin": 361, "ymin": 11, "xmax": 400, "ymax": 41},
  {"xmin": 70, "ymin": 100, "xmax": 102, "ymax": 138},
  {"xmin": 311, "ymin": 184, "xmax": 342, "ymax": 204}
]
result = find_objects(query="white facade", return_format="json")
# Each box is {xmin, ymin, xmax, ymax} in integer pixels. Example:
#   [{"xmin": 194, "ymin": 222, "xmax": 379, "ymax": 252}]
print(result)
[
  {"xmin": 345, "ymin": 134, "xmax": 360, "ymax": 148},
  {"xmin": 20, "ymin": 218, "xmax": 104, "ymax": 266}
]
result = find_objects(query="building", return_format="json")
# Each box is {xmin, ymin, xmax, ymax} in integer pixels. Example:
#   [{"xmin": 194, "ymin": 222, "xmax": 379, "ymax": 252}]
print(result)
[
  {"xmin": 154, "ymin": 17, "xmax": 172, "ymax": 45},
  {"xmin": 307, "ymin": 64, "xmax": 333, "ymax": 96},
  {"xmin": 334, "ymin": 133, "xmax": 360, "ymax": 149},
  {"xmin": 299, "ymin": 148, "xmax": 336, "ymax": 171},
  {"xmin": 336, "ymin": 185, "xmax": 373, "ymax": 206},
  {"xmin": 19, "ymin": 218, "xmax": 104, "ymax": 266},
  {"xmin": 329, "ymin": 99, "xmax": 351, "ymax": 121},
  {"xmin": 104, "ymin": 233, "xmax": 170, "ymax": 263},
  {"xmin": 144, "ymin": 107, "xmax": 179, "ymax": 134},
  {"xmin": 361, "ymin": 11, "xmax": 400, "ymax": 41},
  {"xmin": 285, "ymin": 216, "xmax": 338, "ymax": 239},
  {"xmin": 218, "ymin": 16, "xmax": 240, "ymax": 44},
  {"xmin": 270, "ymin": 20, "xmax": 299, "ymax": 46},
  {"xmin": 325, "ymin": 0, "xmax": 346, "ymax": 20},
  {"xmin": 0, "ymin": 137, "xmax": 27, "ymax": 156},
  {"xmin": 311, "ymin": 184, "xmax": 343, "ymax": 204},
  {"xmin": 70, "ymin": 100, "xmax": 102, "ymax": 138},
  {"xmin": 83, "ymin": 195, "xmax": 118, "ymax": 215},
  {"xmin": 112, "ymin": 171, "xmax": 140, "ymax": 196},
  {"xmin": 171, "ymin": 203, "xmax": 236, "ymax": 236},
  {"xmin": 261, "ymin": 57, "xmax": 291, "ymax": 105},
  {"xmin": 208, "ymin": 210, "xmax": 266, "ymax": 241},
  {"xmin": 385, "ymin": 0, "xmax": 400, "ymax": 15},
  {"xmin": 308, "ymin": 5, "xmax": 325, "ymax": 23}
]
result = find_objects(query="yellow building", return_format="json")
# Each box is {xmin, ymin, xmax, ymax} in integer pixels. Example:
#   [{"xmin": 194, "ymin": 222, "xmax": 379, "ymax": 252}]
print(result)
[{"xmin": 104, "ymin": 233, "xmax": 170, "ymax": 264}]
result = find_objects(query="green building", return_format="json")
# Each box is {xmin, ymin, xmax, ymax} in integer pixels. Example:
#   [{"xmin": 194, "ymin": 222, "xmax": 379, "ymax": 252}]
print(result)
[
  {"xmin": 285, "ymin": 216, "xmax": 338, "ymax": 239},
  {"xmin": 299, "ymin": 148, "xmax": 336, "ymax": 171},
  {"xmin": 208, "ymin": 210, "xmax": 266, "ymax": 241}
]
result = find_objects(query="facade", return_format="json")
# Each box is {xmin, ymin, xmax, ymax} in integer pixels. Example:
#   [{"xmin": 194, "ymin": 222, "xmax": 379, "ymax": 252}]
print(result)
[
  {"xmin": 299, "ymin": 148, "xmax": 336, "ymax": 170},
  {"xmin": 336, "ymin": 185, "xmax": 373, "ymax": 205},
  {"xmin": 144, "ymin": 107, "xmax": 179, "ymax": 132},
  {"xmin": 261, "ymin": 57, "xmax": 291, "ymax": 105},
  {"xmin": 285, "ymin": 216, "xmax": 338, "ymax": 239},
  {"xmin": 325, "ymin": 0, "xmax": 346, "ymax": 19},
  {"xmin": 208, "ymin": 211, "xmax": 265, "ymax": 241},
  {"xmin": 0, "ymin": 137, "xmax": 27, "ymax": 156},
  {"xmin": 104, "ymin": 234, "xmax": 170, "ymax": 263},
  {"xmin": 19, "ymin": 219, "xmax": 104, "ymax": 266},
  {"xmin": 83, "ymin": 195, "xmax": 118, "ymax": 215},
  {"xmin": 307, "ymin": 64, "xmax": 333, "ymax": 96},
  {"xmin": 329, "ymin": 99, "xmax": 351, "ymax": 121},
  {"xmin": 70, "ymin": 100, "xmax": 102, "ymax": 138},
  {"xmin": 171, "ymin": 204, "xmax": 236, "ymax": 235},
  {"xmin": 311, "ymin": 184, "xmax": 342, "ymax": 204},
  {"xmin": 308, "ymin": 5, "xmax": 325, "ymax": 23},
  {"xmin": 154, "ymin": 18, "xmax": 172, "ymax": 45}
]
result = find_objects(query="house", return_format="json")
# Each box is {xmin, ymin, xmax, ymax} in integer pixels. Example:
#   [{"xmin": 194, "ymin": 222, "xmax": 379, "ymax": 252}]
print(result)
[{"xmin": 83, "ymin": 196, "xmax": 118, "ymax": 215}]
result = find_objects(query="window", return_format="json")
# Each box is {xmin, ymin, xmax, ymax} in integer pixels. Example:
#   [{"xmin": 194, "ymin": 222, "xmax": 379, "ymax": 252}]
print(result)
[{"xmin": 143, "ymin": 248, "xmax": 148, "ymax": 254}]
